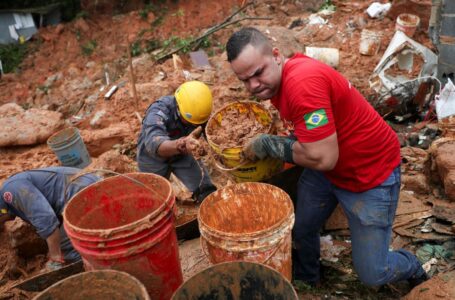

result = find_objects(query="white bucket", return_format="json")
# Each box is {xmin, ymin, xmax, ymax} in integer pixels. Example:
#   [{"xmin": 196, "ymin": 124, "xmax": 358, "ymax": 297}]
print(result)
[
  {"xmin": 359, "ymin": 29, "xmax": 382, "ymax": 56},
  {"xmin": 305, "ymin": 47, "xmax": 339, "ymax": 68}
]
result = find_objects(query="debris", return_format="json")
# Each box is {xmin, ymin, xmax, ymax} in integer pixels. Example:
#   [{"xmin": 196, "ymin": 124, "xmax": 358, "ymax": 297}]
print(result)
[
  {"xmin": 395, "ymin": 13, "xmax": 421, "ymax": 37},
  {"xmin": 4, "ymin": 218, "xmax": 47, "ymax": 259},
  {"xmin": 416, "ymin": 243, "xmax": 454, "ymax": 264},
  {"xmin": 394, "ymin": 222, "xmax": 454, "ymax": 242},
  {"xmin": 0, "ymin": 103, "xmax": 64, "ymax": 147},
  {"xmin": 359, "ymin": 29, "xmax": 382, "ymax": 56},
  {"xmin": 320, "ymin": 235, "xmax": 347, "ymax": 263},
  {"xmin": 422, "ymin": 258, "xmax": 438, "ymax": 273},
  {"xmin": 80, "ymin": 124, "xmax": 131, "ymax": 157},
  {"xmin": 305, "ymin": 46, "xmax": 339, "ymax": 68},
  {"xmin": 104, "ymin": 85, "xmax": 118, "ymax": 99},
  {"xmin": 366, "ymin": 2, "xmax": 391, "ymax": 19},
  {"xmin": 403, "ymin": 270, "xmax": 455, "ymax": 300},
  {"xmin": 189, "ymin": 50, "xmax": 211, "ymax": 69},
  {"xmin": 436, "ymin": 79, "xmax": 455, "ymax": 121},
  {"xmin": 431, "ymin": 141, "xmax": 455, "ymax": 201},
  {"xmin": 308, "ymin": 14, "xmax": 327, "ymax": 25},
  {"xmin": 370, "ymin": 31, "xmax": 438, "ymax": 114}
]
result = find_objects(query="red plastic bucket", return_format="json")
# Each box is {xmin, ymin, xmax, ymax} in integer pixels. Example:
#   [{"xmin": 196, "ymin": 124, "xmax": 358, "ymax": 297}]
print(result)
[{"xmin": 63, "ymin": 173, "xmax": 183, "ymax": 300}]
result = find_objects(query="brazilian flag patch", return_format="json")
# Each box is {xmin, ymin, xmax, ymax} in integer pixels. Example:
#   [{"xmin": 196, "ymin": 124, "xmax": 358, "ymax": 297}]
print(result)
[{"xmin": 304, "ymin": 109, "xmax": 328, "ymax": 130}]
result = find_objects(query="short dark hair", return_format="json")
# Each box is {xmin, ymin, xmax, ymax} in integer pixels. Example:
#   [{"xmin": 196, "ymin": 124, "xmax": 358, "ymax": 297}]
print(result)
[{"xmin": 226, "ymin": 27, "xmax": 271, "ymax": 62}]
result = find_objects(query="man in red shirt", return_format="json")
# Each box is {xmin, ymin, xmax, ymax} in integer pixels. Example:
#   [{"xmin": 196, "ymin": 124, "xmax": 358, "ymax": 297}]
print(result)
[{"xmin": 226, "ymin": 27, "xmax": 427, "ymax": 287}]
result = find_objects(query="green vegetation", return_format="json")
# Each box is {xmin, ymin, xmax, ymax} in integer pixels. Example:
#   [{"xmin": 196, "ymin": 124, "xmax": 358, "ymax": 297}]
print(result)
[
  {"xmin": 0, "ymin": 43, "xmax": 28, "ymax": 73},
  {"xmin": 80, "ymin": 40, "xmax": 97, "ymax": 56},
  {"xmin": 320, "ymin": 0, "xmax": 336, "ymax": 12}
]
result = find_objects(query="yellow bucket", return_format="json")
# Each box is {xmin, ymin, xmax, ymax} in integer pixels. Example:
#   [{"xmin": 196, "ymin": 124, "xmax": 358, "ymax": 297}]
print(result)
[{"xmin": 206, "ymin": 101, "xmax": 283, "ymax": 182}]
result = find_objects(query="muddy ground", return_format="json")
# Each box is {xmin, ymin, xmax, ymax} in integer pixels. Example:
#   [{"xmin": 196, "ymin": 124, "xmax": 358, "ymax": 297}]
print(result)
[{"xmin": 1, "ymin": 0, "xmax": 454, "ymax": 299}]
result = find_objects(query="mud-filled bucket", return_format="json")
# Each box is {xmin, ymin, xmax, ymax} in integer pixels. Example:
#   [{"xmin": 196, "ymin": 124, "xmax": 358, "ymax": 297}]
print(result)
[
  {"xmin": 198, "ymin": 182, "xmax": 294, "ymax": 280},
  {"xmin": 205, "ymin": 101, "xmax": 283, "ymax": 182},
  {"xmin": 172, "ymin": 261, "xmax": 298, "ymax": 300},
  {"xmin": 33, "ymin": 270, "xmax": 150, "ymax": 300},
  {"xmin": 47, "ymin": 127, "xmax": 91, "ymax": 168},
  {"xmin": 63, "ymin": 173, "xmax": 183, "ymax": 300}
]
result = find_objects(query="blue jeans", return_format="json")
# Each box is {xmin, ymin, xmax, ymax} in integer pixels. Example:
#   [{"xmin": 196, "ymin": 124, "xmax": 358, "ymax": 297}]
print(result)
[{"xmin": 293, "ymin": 166, "xmax": 424, "ymax": 286}]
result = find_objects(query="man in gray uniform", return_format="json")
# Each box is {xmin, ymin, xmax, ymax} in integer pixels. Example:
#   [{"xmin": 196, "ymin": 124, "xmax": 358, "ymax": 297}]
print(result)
[
  {"xmin": 137, "ymin": 81, "xmax": 216, "ymax": 203},
  {"xmin": 0, "ymin": 167, "xmax": 99, "ymax": 270}
]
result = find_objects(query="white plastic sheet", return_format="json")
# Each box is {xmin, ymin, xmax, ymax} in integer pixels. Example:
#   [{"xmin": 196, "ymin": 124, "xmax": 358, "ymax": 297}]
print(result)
[{"xmin": 436, "ymin": 79, "xmax": 455, "ymax": 120}]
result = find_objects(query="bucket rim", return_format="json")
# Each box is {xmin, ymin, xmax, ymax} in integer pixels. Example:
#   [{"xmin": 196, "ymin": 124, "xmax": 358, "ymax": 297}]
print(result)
[
  {"xmin": 171, "ymin": 260, "xmax": 298, "ymax": 300},
  {"xmin": 47, "ymin": 127, "xmax": 80, "ymax": 147},
  {"xmin": 197, "ymin": 182, "xmax": 294, "ymax": 237},
  {"xmin": 34, "ymin": 269, "xmax": 151, "ymax": 300},
  {"xmin": 63, "ymin": 172, "xmax": 174, "ymax": 236},
  {"xmin": 205, "ymin": 100, "xmax": 273, "ymax": 153}
]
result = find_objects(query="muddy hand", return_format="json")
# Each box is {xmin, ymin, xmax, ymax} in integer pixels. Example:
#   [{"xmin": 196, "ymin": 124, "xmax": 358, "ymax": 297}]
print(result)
[
  {"xmin": 189, "ymin": 126, "xmax": 203, "ymax": 139},
  {"xmin": 243, "ymin": 134, "xmax": 268, "ymax": 162}
]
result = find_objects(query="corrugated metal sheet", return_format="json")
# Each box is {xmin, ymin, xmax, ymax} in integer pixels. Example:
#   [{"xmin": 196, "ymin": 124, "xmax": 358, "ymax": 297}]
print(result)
[{"xmin": 0, "ymin": 12, "xmax": 37, "ymax": 44}]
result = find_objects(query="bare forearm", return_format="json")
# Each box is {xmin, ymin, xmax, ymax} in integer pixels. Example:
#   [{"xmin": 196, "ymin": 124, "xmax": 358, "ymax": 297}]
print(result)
[
  {"xmin": 46, "ymin": 228, "xmax": 63, "ymax": 260},
  {"xmin": 292, "ymin": 137, "xmax": 339, "ymax": 171},
  {"xmin": 157, "ymin": 140, "xmax": 182, "ymax": 158}
]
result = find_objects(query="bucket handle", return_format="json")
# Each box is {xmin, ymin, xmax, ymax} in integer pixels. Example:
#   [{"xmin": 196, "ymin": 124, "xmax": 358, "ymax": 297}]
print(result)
[
  {"xmin": 63, "ymin": 169, "xmax": 170, "ymax": 207},
  {"xmin": 200, "ymin": 234, "xmax": 285, "ymax": 266},
  {"xmin": 207, "ymin": 147, "xmax": 249, "ymax": 172}
]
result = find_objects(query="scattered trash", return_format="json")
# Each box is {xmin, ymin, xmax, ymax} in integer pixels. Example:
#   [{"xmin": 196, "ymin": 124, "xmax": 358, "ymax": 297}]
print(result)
[
  {"xmin": 366, "ymin": 2, "xmax": 391, "ymax": 19},
  {"xmin": 422, "ymin": 258, "xmax": 438, "ymax": 273},
  {"xmin": 436, "ymin": 79, "xmax": 455, "ymax": 120},
  {"xmin": 189, "ymin": 50, "xmax": 211, "ymax": 69},
  {"xmin": 420, "ymin": 218, "xmax": 434, "ymax": 233},
  {"xmin": 308, "ymin": 14, "xmax": 327, "ymax": 25},
  {"xmin": 320, "ymin": 235, "xmax": 347, "ymax": 263},
  {"xmin": 416, "ymin": 242, "xmax": 454, "ymax": 264},
  {"xmin": 396, "ymin": 13, "xmax": 420, "ymax": 38},
  {"xmin": 359, "ymin": 29, "xmax": 382, "ymax": 56},
  {"xmin": 305, "ymin": 46, "xmax": 339, "ymax": 68},
  {"xmin": 104, "ymin": 85, "xmax": 118, "ymax": 99},
  {"xmin": 369, "ymin": 31, "xmax": 438, "ymax": 114}
]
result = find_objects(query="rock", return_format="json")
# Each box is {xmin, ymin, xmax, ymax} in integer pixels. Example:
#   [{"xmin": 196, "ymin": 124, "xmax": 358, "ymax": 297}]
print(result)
[
  {"xmin": 296, "ymin": 24, "xmax": 337, "ymax": 44},
  {"xmin": 255, "ymin": 26, "xmax": 304, "ymax": 58},
  {"xmin": 80, "ymin": 123, "xmax": 131, "ymax": 157},
  {"xmin": 0, "ymin": 103, "xmax": 64, "ymax": 147},
  {"xmin": 433, "ymin": 141, "xmax": 455, "ymax": 201},
  {"xmin": 402, "ymin": 173, "xmax": 430, "ymax": 194},
  {"xmin": 84, "ymin": 150, "xmax": 137, "ymax": 174},
  {"xmin": 90, "ymin": 110, "xmax": 107, "ymax": 128},
  {"xmin": 4, "ymin": 218, "xmax": 47, "ymax": 259}
]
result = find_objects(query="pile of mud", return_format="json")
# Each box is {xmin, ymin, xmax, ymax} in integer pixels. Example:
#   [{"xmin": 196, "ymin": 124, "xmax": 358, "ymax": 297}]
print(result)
[{"xmin": 208, "ymin": 107, "xmax": 268, "ymax": 149}]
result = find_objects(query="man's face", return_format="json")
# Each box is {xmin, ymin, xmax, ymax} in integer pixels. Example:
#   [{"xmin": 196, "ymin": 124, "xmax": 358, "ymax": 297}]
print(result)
[{"xmin": 230, "ymin": 44, "xmax": 283, "ymax": 100}]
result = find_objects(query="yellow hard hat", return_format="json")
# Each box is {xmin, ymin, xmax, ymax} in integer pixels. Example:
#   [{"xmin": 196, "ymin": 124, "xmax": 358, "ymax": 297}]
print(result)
[{"xmin": 175, "ymin": 81, "xmax": 213, "ymax": 125}]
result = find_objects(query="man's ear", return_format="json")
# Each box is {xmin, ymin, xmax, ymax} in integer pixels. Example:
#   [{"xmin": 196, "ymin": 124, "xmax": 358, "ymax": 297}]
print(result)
[{"xmin": 272, "ymin": 47, "xmax": 282, "ymax": 64}]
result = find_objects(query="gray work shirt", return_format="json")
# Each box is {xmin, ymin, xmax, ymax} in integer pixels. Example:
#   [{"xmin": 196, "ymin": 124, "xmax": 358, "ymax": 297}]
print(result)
[
  {"xmin": 137, "ymin": 95, "xmax": 196, "ymax": 167},
  {"xmin": 0, "ymin": 167, "xmax": 99, "ymax": 239}
]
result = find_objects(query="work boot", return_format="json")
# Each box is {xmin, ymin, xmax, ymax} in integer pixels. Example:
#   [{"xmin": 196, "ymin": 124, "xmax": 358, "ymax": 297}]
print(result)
[{"xmin": 407, "ymin": 270, "xmax": 429, "ymax": 288}]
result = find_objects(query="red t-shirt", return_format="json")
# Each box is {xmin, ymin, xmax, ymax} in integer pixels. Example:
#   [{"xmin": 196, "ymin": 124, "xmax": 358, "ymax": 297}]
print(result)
[{"xmin": 271, "ymin": 54, "xmax": 400, "ymax": 192}]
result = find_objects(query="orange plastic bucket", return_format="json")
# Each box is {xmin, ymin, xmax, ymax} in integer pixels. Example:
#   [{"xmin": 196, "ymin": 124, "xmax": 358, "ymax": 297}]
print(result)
[
  {"xmin": 63, "ymin": 173, "xmax": 183, "ymax": 300},
  {"xmin": 198, "ymin": 182, "xmax": 295, "ymax": 280}
]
